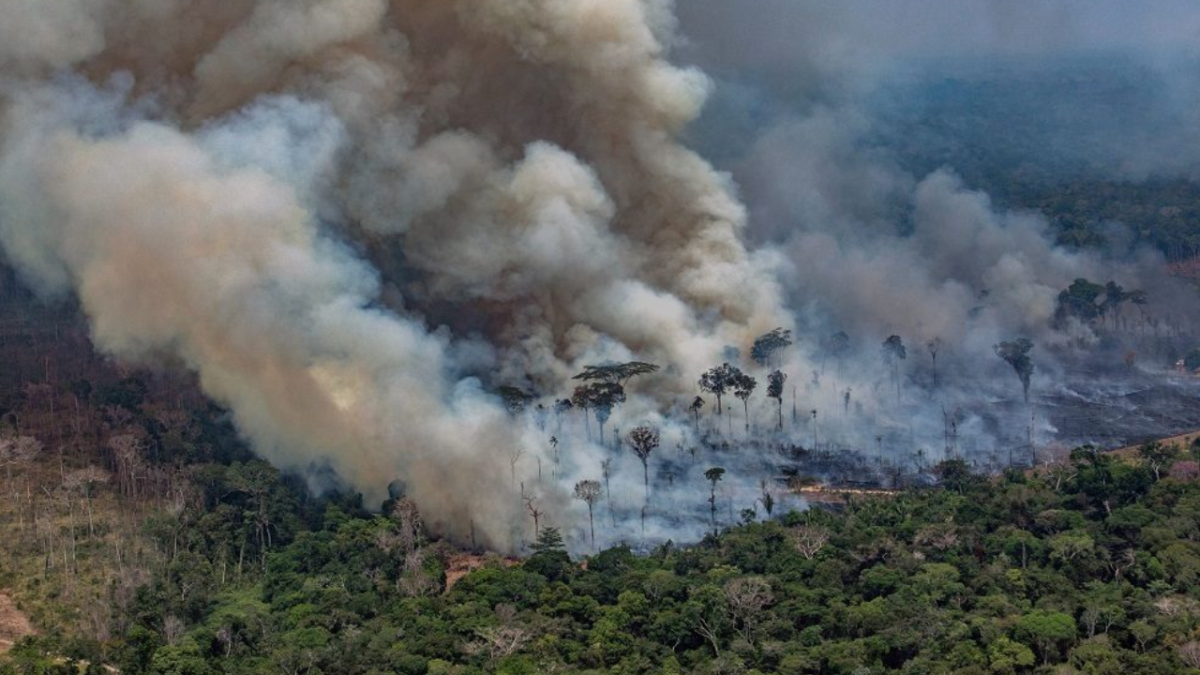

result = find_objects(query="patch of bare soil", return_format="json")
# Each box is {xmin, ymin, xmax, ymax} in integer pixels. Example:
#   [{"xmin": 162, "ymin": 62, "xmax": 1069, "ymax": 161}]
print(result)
[
  {"xmin": 1112, "ymin": 430, "xmax": 1200, "ymax": 459},
  {"xmin": 444, "ymin": 553, "xmax": 518, "ymax": 592},
  {"xmin": 0, "ymin": 592, "xmax": 35, "ymax": 655}
]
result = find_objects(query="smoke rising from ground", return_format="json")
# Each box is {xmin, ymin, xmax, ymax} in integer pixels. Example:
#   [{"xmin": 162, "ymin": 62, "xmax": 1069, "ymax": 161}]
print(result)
[
  {"xmin": 0, "ymin": 0, "xmax": 787, "ymax": 550},
  {"xmin": 672, "ymin": 0, "xmax": 1200, "ymax": 478}
]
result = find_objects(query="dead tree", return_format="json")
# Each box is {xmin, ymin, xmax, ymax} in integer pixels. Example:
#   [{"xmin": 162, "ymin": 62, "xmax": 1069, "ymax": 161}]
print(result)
[
  {"xmin": 789, "ymin": 525, "xmax": 830, "ymax": 560},
  {"xmin": 572, "ymin": 479, "xmax": 603, "ymax": 551}
]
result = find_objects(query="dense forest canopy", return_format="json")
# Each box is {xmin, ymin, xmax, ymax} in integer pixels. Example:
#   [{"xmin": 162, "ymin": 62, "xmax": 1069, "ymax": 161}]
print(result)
[{"xmin": 4, "ymin": 438, "xmax": 1200, "ymax": 675}]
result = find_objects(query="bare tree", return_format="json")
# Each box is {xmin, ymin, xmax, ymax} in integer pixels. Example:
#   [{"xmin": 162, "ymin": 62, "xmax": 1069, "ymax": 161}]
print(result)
[
  {"xmin": 1178, "ymin": 641, "xmax": 1200, "ymax": 669},
  {"xmin": 724, "ymin": 577, "xmax": 774, "ymax": 643},
  {"xmin": 399, "ymin": 549, "xmax": 440, "ymax": 597},
  {"xmin": 162, "ymin": 615, "xmax": 186, "ymax": 646},
  {"xmin": 389, "ymin": 497, "xmax": 423, "ymax": 556},
  {"xmin": 508, "ymin": 446, "xmax": 524, "ymax": 489},
  {"xmin": 473, "ymin": 625, "xmax": 532, "ymax": 666},
  {"xmin": 627, "ymin": 426, "xmax": 660, "ymax": 500},
  {"xmin": 573, "ymin": 480, "xmax": 603, "ymax": 551},
  {"xmin": 0, "ymin": 435, "xmax": 43, "ymax": 504},
  {"xmin": 522, "ymin": 488, "xmax": 543, "ymax": 540},
  {"xmin": 789, "ymin": 525, "xmax": 830, "ymax": 560},
  {"xmin": 107, "ymin": 434, "xmax": 143, "ymax": 500},
  {"xmin": 63, "ymin": 466, "xmax": 108, "ymax": 538}
]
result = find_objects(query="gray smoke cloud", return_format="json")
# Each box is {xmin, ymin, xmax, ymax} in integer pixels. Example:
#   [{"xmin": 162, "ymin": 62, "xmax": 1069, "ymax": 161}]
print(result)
[
  {"xmin": 0, "ymin": 0, "xmax": 794, "ymax": 551},
  {"xmin": 662, "ymin": 1, "xmax": 1200, "ymax": 482}
]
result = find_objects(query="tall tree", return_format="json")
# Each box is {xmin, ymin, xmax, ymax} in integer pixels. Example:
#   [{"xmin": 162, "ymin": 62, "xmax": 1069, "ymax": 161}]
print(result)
[
  {"xmin": 572, "ymin": 480, "xmax": 603, "ymax": 551},
  {"xmin": 750, "ymin": 328, "xmax": 793, "ymax": 368},
  {"xmin": 927, "ymin": 337, "xmax": 942, "ymax": 388},
  {"xmin": 627, "ymin": 426, "xmax": 660, "ymax": 500},
  {"xmin": 689, "ymin": 396, "xmax": 705, "ymax": 433},
  {"xmin": 704, "ymin": 467, "xmax": 725, "ymax": 534},
  {"xmin": 523, "ymin": 490, "xmax": 544, "ymax": 540},
  {"xmin": 766, "ymin": 371, "xmax": 786, "ymax": 431},
  {"xmin": 995, "ymin": 339, "xmax": 1036, "ymax": 403},
  {"xmin": 584, "ymin": 382, "xmax": 626, "ymax": 445},
  {"xmin": 700, "ymin": 363, "xmax": 743, "ymax": 435},
  {"xmin": 571, "ymin": 386, "xmax": 593, "ymax": 440},
  {"xmin": 600, "ymin": 458, "xmax": 615, "ymax": 527},
  {"xmin": 1054, "ymin": 278, "xmax": 1106, "ymax": 325},
  {"xmin": 552, "ymin": 398, "xmax": 573, "ymax": 433},
  {"xmin": 733, "ymin": 372, "xmax": 757, "ymax": 434},
  {"xmin": 822, "ymin": 331, "xmax": 850, "ymax": 374},
  {"xmin": 882, "ymin": 335, "xmax": 907, "ymax": 400}
]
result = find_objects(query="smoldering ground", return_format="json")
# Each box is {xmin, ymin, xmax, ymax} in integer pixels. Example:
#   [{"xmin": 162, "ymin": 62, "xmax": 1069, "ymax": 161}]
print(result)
[{"xmin": 1, "ymin": 0, "xmax": 1199, "ymax": 553}]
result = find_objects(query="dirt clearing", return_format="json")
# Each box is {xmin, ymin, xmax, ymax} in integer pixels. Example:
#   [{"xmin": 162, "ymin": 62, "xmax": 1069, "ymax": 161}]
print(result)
[{"xmin": 0, "ymin": 592, "xmax": 35, "ymax": 655}]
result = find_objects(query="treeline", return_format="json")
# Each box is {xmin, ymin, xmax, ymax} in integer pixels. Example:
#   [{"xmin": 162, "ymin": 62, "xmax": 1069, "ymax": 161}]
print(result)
[{"xmin": 4, "ymin": 441, "xmax": 1199, "ymax": 675}]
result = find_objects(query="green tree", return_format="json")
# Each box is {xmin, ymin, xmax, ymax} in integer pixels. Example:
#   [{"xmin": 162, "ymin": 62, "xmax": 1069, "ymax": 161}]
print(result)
[
  {"xmin": 1138, "ymin": 441, "xmax": 1175, "ymax": 480},
  {"xmin": 1054, "ymin": 278, "xmax": 1106, "ymax": 324},
  {"xmin": 995, "ymin": 338, "xmax": 1035, "ymax": 403},
  {"xmin": 149, "ymin": 639, "xmax": 214, "ymax": 675},
  {"xmin": 1016, "ymin": 610, "xmax": 1076, "ymax": 664},
  {"xmin": 988, "ymin": 636, "xmax": 1035, "ymax": 674}
]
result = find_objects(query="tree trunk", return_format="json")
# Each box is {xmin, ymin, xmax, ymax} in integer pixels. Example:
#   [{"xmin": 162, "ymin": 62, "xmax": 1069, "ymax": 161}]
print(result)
[
  {"xmin": 588, "ymin": 506, "xmax": 595, "ymax": 551},
  {"xmin": 641, "ymin": 461, "xmax": 650, "ymax": 503}
]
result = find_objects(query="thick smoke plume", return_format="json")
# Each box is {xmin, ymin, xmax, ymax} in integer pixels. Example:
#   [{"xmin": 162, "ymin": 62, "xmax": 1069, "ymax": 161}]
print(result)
[
  {"xmin": 672, "ymin": 0, "xmax": 1200, "ymax": 473},
  {"xmin": 0, "ymin": 0, "xmax": 785, "ymax": 549},
  {"xmin": 2, "ymin": 0, "xmax": 1199, "ymax": 552}
]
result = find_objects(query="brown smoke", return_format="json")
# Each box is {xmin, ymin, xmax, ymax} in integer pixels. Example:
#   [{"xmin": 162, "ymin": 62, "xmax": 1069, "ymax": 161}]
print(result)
[{"xmin": 0, "ymin": 0, "xmax": 786, "ymax": 548}]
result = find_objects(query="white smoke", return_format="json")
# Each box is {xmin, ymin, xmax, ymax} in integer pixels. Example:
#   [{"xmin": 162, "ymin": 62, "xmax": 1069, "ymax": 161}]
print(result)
[{"xmin": 0, "ymin": 0, "xmax": 788, "ymax": 550}]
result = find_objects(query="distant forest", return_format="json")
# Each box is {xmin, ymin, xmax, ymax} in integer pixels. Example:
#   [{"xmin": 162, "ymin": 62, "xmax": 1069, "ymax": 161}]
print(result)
[{"xmin": 877, "ymin": 57, "xmax": 1200, "ymax": 263}]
